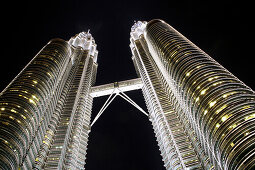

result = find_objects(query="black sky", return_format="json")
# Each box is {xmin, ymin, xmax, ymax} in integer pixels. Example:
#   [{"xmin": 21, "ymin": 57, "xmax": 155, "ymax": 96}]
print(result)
[{"xmin": 0, "ymin": 1, "xmax": 254, "ymax": 170}]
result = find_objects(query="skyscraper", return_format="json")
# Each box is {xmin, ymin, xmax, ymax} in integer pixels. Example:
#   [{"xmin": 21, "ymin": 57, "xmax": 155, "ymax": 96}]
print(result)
[
  {"xmin": 130, "ymin": 20, "xmax": 255, "ymax": 169},
  {"xmin": 0, "ymin": 19, "xmax": 254, "ymax": 170},
  {"xmin": 0, "ymin": 32, "xmax": 98, "ymax": 169}
]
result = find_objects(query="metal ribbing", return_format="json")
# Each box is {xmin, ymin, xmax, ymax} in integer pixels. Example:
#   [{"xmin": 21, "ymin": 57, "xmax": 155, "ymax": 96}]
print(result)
[
  {"xmin": 139, "ymin": 33, "xmax": 213, "ymax": 169},
  {"xmin": 140, "ymin": 36, "xmax": 205, "ymax": 169},
  {"xmin": 64, "ymin": 56, "xmax": 95, "ymax": 169},
  {"xmin": 39, "ymin": 50, "xmax": 96, "ymax": 170},
  {"xmin": 132, "ymin": 35, "xmax": 205, "ymax": 169},
  {"xmin": 42, "ymin": 49, "xmax": 84, "ymax": 169},
  {"xmin": 32, "ymin": 46, "xmax": 78, "ymax": 170},
  {"xmin": 0, "ymin": 39, "xmax": 70, "ymax": 169},
  {"xmin": 132, "ymin": 40, "xmax": 184, "ymax": 169},
  {"xmin": 145, "ymin": 20, "xmax": 255, "ymax": 169}
]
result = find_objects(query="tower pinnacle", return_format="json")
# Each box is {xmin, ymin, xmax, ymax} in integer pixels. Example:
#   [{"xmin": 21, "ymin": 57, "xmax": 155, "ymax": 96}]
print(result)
[
  {"xmin": 68, "ymin": 32, "xmax": 98, "ymax": 62},
  {"xmin": 130, "ymin": 21, "xmax": 147, "ymax": 40}
]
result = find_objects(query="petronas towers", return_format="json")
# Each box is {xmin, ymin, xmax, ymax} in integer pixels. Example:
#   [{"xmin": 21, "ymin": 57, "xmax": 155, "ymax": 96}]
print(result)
[{"xmin": 0, "ymin": 19, "xmax": 254, "ymax": 169}]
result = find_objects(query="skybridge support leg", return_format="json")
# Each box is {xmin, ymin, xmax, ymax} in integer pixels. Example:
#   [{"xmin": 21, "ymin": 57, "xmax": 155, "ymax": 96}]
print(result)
[
  {"xmin": 89, "ymin": 78, "xmax": 148, "ymax": 128},
  {"xmin": 90, "ymin": 90, "xmax": 118, "ymax": 127}
]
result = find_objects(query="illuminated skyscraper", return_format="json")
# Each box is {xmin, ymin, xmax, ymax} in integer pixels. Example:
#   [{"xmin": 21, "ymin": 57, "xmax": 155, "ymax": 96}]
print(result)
[
  {"xmin": 130, "ymin": 20, "xmax": 255, "ymax": 169},
  {"xmin": 1, "ymin": 19, "xmax": 254, "ymax": 170},
  {"xmin": 0, "ymin": 32, "xmax": 98, "ymax": 169}
]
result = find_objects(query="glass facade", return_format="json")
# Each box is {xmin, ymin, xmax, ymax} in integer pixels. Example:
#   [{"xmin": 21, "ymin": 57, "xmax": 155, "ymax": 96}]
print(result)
[
  {"xmin": 0, "ymin": 32, "xmax": 98, "ymax": 169},
  {"xmin": 130, "ymin": 20, "xmax": 255, "ymax": 169}
]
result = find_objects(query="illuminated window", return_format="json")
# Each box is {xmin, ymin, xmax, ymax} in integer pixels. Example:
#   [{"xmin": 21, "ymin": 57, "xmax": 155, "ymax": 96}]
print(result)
[
  {"xmin": 244, "ymin": 113, "xmax": 255, "ymax": 121},
  {"xmin": 200, "ymin": 89, "xmax": 207, "ymax": 95},
  {"xmin": 209, "ymin": 101, "xmax": 216, "ymax": 108},
  {"xmin": 21, "ymin": 115, "xmax": 26, "ymax": 119},
  {"xmin": 204, "ymin": 110, "xmax": 208, "ymax": 115},
  {"xmin": 11, "ymin": 109, "xmax": 17, "ymax": 113},
  {"xmin": 29, "ymin": 99, "xmax": 36, "ymax": 105},
  {"xmin": 221, "ymin": 114, "xmax": 231, "ymax": 122}
]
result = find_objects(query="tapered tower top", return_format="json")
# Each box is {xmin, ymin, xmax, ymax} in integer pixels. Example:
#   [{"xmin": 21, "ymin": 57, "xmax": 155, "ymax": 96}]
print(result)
[
  {"xmin": 68, "ymin": 31, "xmax": 98, "ymax": 62},
  {"xmin": 130, "ymin": 21, "xmax": 147, "ymax": 40}
]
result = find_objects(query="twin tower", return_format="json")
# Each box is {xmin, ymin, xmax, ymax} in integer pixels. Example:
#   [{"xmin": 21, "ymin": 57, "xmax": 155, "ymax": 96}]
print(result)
[{"xmin": 0, "ymin": 20, "xmax": 254, "ymax": 169}]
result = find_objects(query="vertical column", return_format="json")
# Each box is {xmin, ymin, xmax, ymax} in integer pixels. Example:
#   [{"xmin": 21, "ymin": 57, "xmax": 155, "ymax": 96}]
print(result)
[
  {"xmin": 62, "ymin": 54, "xmax": 97, "ymax": 169},
  {"xmin": 63, "ymin": 32, "xmax": 98, "ymax": 169}
]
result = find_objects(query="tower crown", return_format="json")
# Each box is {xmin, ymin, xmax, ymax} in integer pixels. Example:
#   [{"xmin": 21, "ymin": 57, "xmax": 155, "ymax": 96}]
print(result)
[
  {"xmin": 130, "ymin": 21, "xmax": 147, "ymax": 40},
  {"xmin": 68, "ymin": 31, "xmax": 98, "ymax": 61}
]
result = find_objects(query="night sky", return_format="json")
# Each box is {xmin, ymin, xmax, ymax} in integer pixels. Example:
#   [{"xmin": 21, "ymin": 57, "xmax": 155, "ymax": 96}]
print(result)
[{"xmin": 0, "ymin": 1, "xmax": 253, "ymax": 170}]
